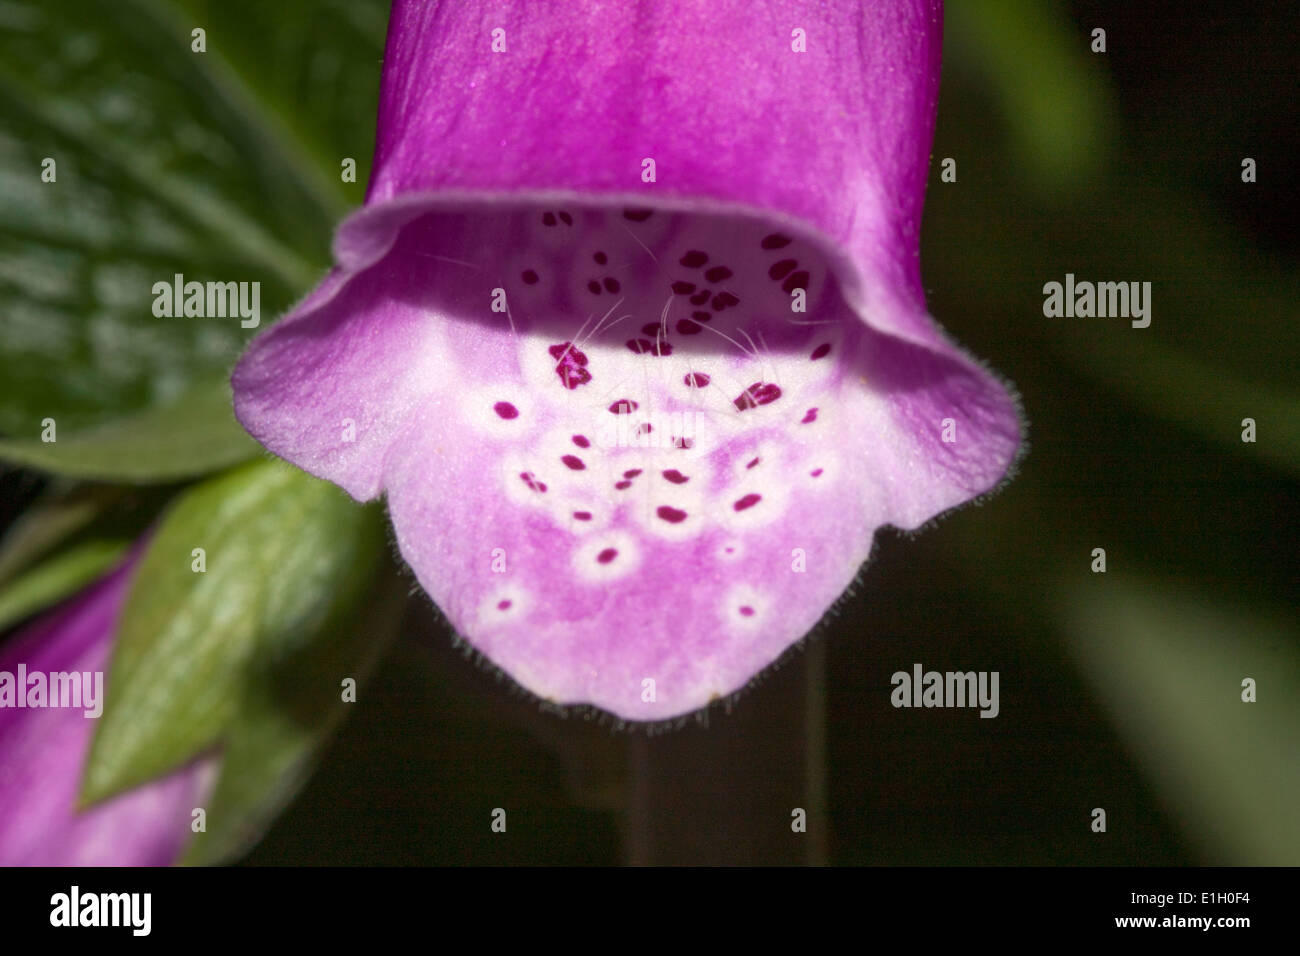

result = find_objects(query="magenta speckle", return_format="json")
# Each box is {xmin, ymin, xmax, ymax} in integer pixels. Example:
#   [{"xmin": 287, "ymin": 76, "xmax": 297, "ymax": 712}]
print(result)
[
  {"xmin": 811, "ymin": 342, "xmax": 832, "ymax": 360},
  {"xmin": 734, "ymin": 382, "xmax": 782, "ymax": 410},
  {"xmin": 561, "ymin": 454, "xmax": 586, "ymax": 470},
  {"xmin": 662, "ymin": 469, "xmax": 689, "ymax": 484},
  {"xmin": 801, "ymin": 408, "xmax": 818, "ymax": 424},
  {"xmin": 493, "ymin": 401, "xmax": 519, "ymax": 420},
  {"xmin": 657, "ymin": 506, "xmax": 688, "ymax": 523},
  {"xmin": 733, "ymin": 493, "xmax": 762, "ymax": 511},
  {"xmin": 684, "ymin": 372, "xmax": 710, "ymax": 388},
  {"xmin": 597, "ymin": 548, "xmax": 618, "ymax": 564},
  {"xmin": 572, "ymin": 434, "xmax": 590, "ymax": 448},
  {"xmin": 548, "ymin": 342, "xmax": 591, "ymax": 389}
]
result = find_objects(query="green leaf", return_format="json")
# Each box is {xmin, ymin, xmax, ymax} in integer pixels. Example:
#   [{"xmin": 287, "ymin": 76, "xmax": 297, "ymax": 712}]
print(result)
[
  {"xmin": 1059, "ymin": 332, "xmax": 1300, "ymax": 475},
  {"xmin": 0, "ymin": 0, "xmax": 386, "ymax": 435},
  {"xmin": 946, "ymin": 0, "xmax": 1117, "ymax": 196},
  {"xmin": 1060, "ymin": 575, "xmax": 1300, "ymax": 864},
  {"xmin": 182, "ymin": 562, "xmax": 404, "ymax": 866},
  {"xmin": 0, "ymin": 482, "xmax": 127, "ymax": 585},
  {"xmin": 0, "ymin": 537, "xmax": 129, "ymax": 632},
  {"xmin": 81, "ymin": 458, "xmax": 383, "ymax": 804},
  {"xmin": 0, "ymin": 379, "xmax": 257, "ymax": 481}
]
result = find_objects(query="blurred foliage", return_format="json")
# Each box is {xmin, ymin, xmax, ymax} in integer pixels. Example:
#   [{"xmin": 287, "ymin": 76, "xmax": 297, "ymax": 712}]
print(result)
[
  {"xmin": 0, "ymin": 379, "xmax": 257, "ymax": 480},
  {"xmin": 0, "ymin": 0, "xmax": 382, "ymax": 435},
  {"xmin": 0, "ymin": 536, "xmax": 128, "ymax": 631},
  {"xmin": 82, "ymin": 460, "xmax": 383, "ymax": 803}
]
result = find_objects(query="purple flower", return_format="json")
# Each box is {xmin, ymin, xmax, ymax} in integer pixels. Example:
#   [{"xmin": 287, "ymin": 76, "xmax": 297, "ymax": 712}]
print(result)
[
  {"xmin": 232, "ymin": 0, "xmax": 1020, "ymax": 720},
  {"xmin": 0, "ymin": 552, "xmax": 213, "ymax": 865}
]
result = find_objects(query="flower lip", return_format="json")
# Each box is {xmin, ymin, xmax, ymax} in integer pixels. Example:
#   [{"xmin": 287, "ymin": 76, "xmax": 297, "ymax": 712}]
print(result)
[{"xmin": 232, "ymin": 191, "xmax": 1020, "ymax": 721}]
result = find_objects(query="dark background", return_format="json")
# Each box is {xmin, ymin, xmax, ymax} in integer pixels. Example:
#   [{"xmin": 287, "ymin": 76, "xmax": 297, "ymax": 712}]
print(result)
[{"xmin": 2, "ymin": 1, "xmax": 1296, "ymax": 865}]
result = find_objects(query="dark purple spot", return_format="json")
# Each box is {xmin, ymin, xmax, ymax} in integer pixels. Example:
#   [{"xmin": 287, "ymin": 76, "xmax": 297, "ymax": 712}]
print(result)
[
  {"xmin": 493, "ymin": 401, "xmax": 519, "ymax": 420},
  {"xmin": 627, "ymin": 337, "xmax": 672, "ymax": 356},
  {"xmin": 684, "ymin": 372, "xmax": 710, "ymax": 388},
  {"xmin": 597, "ymin": 547, "xmax": 619, "ymax": 563},
  {"xmin": 587, "ymin": 280, "xmax": 602, "ymax": 295},
  {"xmin": 739, "ymin": 605, "xmax": 755, "ymax": 617},
  {"xmin": 623, "ymin": 469, "xmax": 643, "ymax": 478},
  {"xmin": 734, "ymin": 382, "xmax": 783, "ymax": 410},
  {"xmin": 557, "ymin": 210, "xmax": 573, "ymax": 225},
  {"xmin": 497, "ymin": 599, "xmax": 512, "ymax": 610},
  {"xmin": 680, "ymin": 250, "xmax": 709, "ymax": 268},
  {"xmin": 691, "ymin": 310, "xmax": 712, "ymax": 322},
  {"xmin": 561, "ymin": 454, "xmax": 586, "ymax": 470},
  {"xmin": 782, "ymin": 270, "xmax": 810, "ymax": 294},
  {"xmin": 676, "ymin": 318, "xmax": 702, "ymax": 335},
  {"xmin": 733, "ymin": 493, "xmax": 762, "ymax": 511},
  {"xmin": 572, "ymin": 434, "xmax": 590, "ymax": 448},
  {"xmin": 810, "ymin": 342, "xmax": 832, "ymax": 360},
  {"xmin": 548, "ymin": 342, "xmax": 591, "ymax": 389},
  {"xmin": 674, "ymin": 436, "xmax": 695, "ymax": 449},
  {"xmin": 574, "ymin": 511, "xmax": 592, "ymax": 521},
  {"xmin": 671, "ymin": 280, "xmax": 696, "ymax": 294},
  {"xmin": 811, "ymin": 468, "xmax": 824, "ymax": 477},
  {"xmin": 608, "ymin": 399, "xmax": 638, "ymax": 414},
  {"xmin": 542, "ymin": 212, "xmax": 556, "ymax": 226},
  {"xmin": 746, "ymin": 457, "xmax": 760, "ymax": 469},
  {"xmin": 704, "ymin": 266, "xmax": 732, "ymax": 283},
  {"xmin": 636, "ymin": 423, "xmax": 653, "ymax": 436},
  {"xmin": 769, "ymin": 259, "xmax": 797, "ymax": 280},
  {"xmin": 520, "ymin": 472, "xmax": 547, "ymax": 493},
  {"xmin": 603, "ymin": 277, "xmax": 620, "ymax": 293},
  {"xmin": 623, "ymin": 208, "xmax": 653, "ymax": 222},
  {"xmin": 614, "ymin": 480, "xmax": 632, "ymax": 490},
  {"xmin": 761, "ymin": 233, "xmax": 793, "ymax": 249},
  {"xmin": 593, "ymin": 251, "xmax": 607, "ymax": 265},
  {"xmin": 657, "ymin": 505, "xmax": 688, "ymax": 524},
  {"xmin": 801, "ymin": 407, "xmax": 818, "ymax": 424},
  {"xmin": 521, "ymin": 269, "xmax": 538, "ymax": 285},
  {"xmin": 642, "ymin": 322, "xmax": 664, "ymax": 336},
  {"xmin": 663, "ymin": 469, "xmax": 689, "ymax": 484},
  {"xmin": 712, "ymin": 291, "xmax": 740, "ymax": 309}
]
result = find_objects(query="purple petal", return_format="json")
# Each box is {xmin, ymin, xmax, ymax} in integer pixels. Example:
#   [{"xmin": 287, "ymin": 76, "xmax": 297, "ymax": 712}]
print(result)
[
  {"xmin": 0, "ymin": 553, "xmax": 214, "ymax": 866},
  {"xmin": 232, "ymin": 0, "xmax": 1021, "ymax": 720}
]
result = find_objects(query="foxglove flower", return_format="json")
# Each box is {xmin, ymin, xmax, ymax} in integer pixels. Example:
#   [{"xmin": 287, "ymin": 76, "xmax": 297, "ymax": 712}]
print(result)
[
  {"xmin": 232, "ymin": 0, "xmax": 1020, "ymax": 720},
  {"xmin": 0, "ymin": 553, "xmax": 213, "ymax": 865}
]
